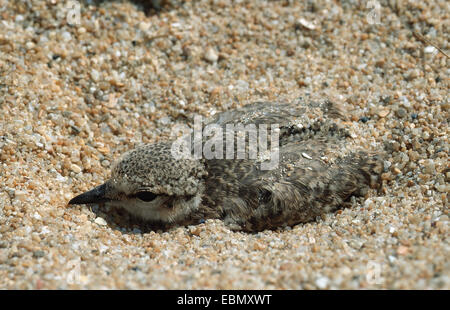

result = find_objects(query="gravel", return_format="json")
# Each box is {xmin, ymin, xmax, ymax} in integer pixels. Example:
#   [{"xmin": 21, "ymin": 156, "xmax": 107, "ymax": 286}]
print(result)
[{"xmin": 0, "ymin": 0, "xmax": 448, "ymax": 289}]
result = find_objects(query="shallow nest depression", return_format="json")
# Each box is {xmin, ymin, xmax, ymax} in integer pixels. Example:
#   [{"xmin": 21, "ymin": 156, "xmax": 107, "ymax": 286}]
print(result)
[{"xmin": 0, "ymin": 0, "xmax": 448, "ymax": 289}]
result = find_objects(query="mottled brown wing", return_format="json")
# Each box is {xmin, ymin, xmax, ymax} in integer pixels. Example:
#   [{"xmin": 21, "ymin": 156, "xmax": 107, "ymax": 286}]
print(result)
[
  {"xmin": 206, "ymin": 99, "xmax": 349, "ymax": 147},
  {"xmin": 204, "ymin": 140, "xmax": 383, "ymax": 232},
  {"xmin": 200, "ymin": 99, "xmax": 382, "ymax": 231}
]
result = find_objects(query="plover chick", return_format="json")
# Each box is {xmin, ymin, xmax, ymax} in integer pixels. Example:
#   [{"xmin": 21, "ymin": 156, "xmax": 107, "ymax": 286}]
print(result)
[{"xmin": 69, "ymin": 99, "xmax": 383, "ymax": 232}]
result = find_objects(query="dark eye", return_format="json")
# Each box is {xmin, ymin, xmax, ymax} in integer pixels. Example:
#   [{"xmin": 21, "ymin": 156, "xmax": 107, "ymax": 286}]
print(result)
[{"xmin": 135, "ymin": 191, "xmax": 158, "ymax": 202}]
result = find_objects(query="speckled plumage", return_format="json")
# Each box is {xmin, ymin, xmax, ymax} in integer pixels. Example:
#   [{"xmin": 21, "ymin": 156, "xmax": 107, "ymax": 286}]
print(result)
[{"xmin": 69, "ymin": 99, "xmax": 384, "ymax": 232}]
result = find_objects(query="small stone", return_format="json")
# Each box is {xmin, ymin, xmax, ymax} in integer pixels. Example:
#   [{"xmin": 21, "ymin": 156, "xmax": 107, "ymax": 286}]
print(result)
[
  {"xmin": 406, "ymin": 69, "xmax": 420, "ymax": 81},
  {"xmin": 400, "ymin": 96, "xmax": 411, "ymax": 108},
  {"xmin": 297, "ymin": 79, "xmax": 307, "ymax": 87},
  {"xmin": 61, "ymin": 31, "xmax": 72, "ymax": 41},
  {"xmin": 396, "ymin": 108, "xmax": 407, "ymax": 118},
  {"xmin": 424, "ymin": 46, "xmax": 437, "ymax": 54},
  {"xmin": 189, "ymin": 226, "xmax": 201, "ymax": 236},
  {"xmin": 315, "ymin": 276, "xmax": 329, "ymax": 289},
  {"xmin": 97, "ymin": 147, "xmax": 109, "ymax": 154},
  {"xmin": 33, "ymin": 250, "xmax": 46, "ymax": 258},
  {"xmin": 132, "ymin": 228, "xmax": 142, "ymax": 234},
  {"xmin": 359, "ymin": 116, "xmax": 369, "ymax": 123},
  {"xmin": 31, "ymin": 234, "xmax": 41, "ymax": 243},
  {"xmin": 296, "ymin": 18, "xmax": 316, "ymax": 30},
  {"xmin": 101, "ymin": 160, "xmax": 110, "ymax": 167},
  {"xmin": 90, "ymin": 69, "xmax": 100, "ymax": 82},
  {"xmin": 397, "ymin": 246, "xmax": 409, "ymax": 256},
  {"xmin": 408, "ymin": 151, "xmax": 419, "ymax": 161},
  {"xmin": 14, "ymin": 190, "xmax": 28, "ymax": 202},
  {"xmin": 279, "ymin": 262, "xmax": 293, "ymax": 270},
  {"xmin": 378, "ymin": 108, "xmax": 390, "ymax": 118},
  {"xmin": 204, "ymin": 47, "xmax": 219, "ymax": 63},
  {"xmin": 439, "ymin": 215, "xmax": 449, "ymax": 222},
  {"xmin": 435, "ymin": 221, "xmax": 445, "ymax": 230},
  {"xmin": 302, "ymin": 152, "xmax": 312, "ymax": 159},
  {"xmin": 423, "ymin": 160, "xmax": 435, "ymax": 174},
  {"xmin": 159, "ymin": 116, "xmax": 171, "ymax": 125},
  {"xmin": 70, "ymin": 164, "xmax": 82, "ymax": 174},
  {"xmin": 434, "ymin": 184, "xmax": 448, "ymax": 193},
  {"xmin": 381, "ymin": 172, "xmax": 392, "ymax": 181},
  {"xmin": 253, "ymin": 241, "xmax": 266, "ymax": 251},
  {"xmin": 139, "ymin": 21, "xmax": 151, "ymax": 32},
  {"xmin": 94, "ymin": 217, "xmax": 107, "ymax": 226},
  {"xmin": 25, "ymin": 41, "xmax": 35, "ymax": 50}
]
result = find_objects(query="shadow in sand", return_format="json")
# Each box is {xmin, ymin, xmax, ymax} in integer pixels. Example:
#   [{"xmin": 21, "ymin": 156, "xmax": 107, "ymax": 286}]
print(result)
[{"xmin": 83, "ymin": 0, "xmax": 181, "ymax": 16}]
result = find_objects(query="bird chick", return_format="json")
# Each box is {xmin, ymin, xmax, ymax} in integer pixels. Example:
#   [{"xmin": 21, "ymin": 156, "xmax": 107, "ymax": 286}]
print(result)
[{"xmin": 69, "ymin": 99, "xmax": 384, "ymax": 232}]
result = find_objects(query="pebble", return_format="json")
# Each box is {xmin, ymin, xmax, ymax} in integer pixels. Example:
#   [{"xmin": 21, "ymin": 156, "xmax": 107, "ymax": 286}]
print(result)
[
  {"xmin": 302, "ymin": 152, "xmax": 312, "ymax": 159},
  {"xmin": 139, "ymin": 22, "xmax": 151, "ymax": 32},
  {"xmin": 423, "ymin": 160, "xmax": 435, "ymax": 174},
  {"xmin": 90, "ymin": 69, "xmax": 100, "ymax": 82},
  {"xmin": 70, "ymin": 164, "xmax": 82, "ymax": 174},
  {"xmin": 395, "ymin": 107, "xmax": 407, "ymax": 118},
  {"xmin": 393, "ymin": 167, "xmax": 401, "ymax": 175},
  {"xmin": 315, "ymin": 276, "xmax": 329, "ymax": 289},
  {"xmin": 359, "ymin": 116, "xmax": 369, "ymax": 123},
  {"xmin": 189, "ymin": 226, "xmax": 202, "ymax": 236},
  {"xmin": 33, "ymin": 250, "xmax": 46, "ymax": 258},
  {"xmin": 94, "ymin": 217, "xmax": 107, "ymax": 226},
  {"xmin": 25, "ymin": 42, "xmax": 35, "ymax": 50},
  {"xmin": 406, "ymin": 69, "xmax": 420, "ymax": 81},
  {"xmin": 296, "ymin": 18, "xmax": 316, "ymax": 30},
  {"xmin": 424, "ymin": 46, "xmax": 437, "ymax": 54},
  {"xmin": 434, "ymin": 184, "xmax": 448, "ymax": 193},
  {"xmin": 14, "ymin": 190, "xmax": 28, "ymax": 202},
  {"xmin": 378, "ymin": 108, "xmax": 390, "ymax": 118},
  {"xmin": 397, "ymin": 246, "xmax": 409, "ymax": 256},
  {"xmin": 204, "ymin": 47, "xmax": 219, "ymax": 63},
  {"xmin": 61, "ymin": 31, "xmax": 72, "ymax": 42}
]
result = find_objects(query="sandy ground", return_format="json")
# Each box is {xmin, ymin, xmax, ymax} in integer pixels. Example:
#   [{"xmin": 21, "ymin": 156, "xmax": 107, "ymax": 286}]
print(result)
[{"xmin": 0, "ymin": 0, "xmax": 448, "ymax": 289}]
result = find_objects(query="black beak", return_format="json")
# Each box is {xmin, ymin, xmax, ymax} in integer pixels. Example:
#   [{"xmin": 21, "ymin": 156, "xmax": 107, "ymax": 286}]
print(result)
[{"xmin": 68, "ymin": 183, "xmax": 110, "ymax": 205}]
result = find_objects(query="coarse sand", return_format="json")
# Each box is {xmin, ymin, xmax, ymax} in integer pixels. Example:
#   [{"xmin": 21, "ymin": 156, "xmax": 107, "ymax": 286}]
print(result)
[{"xmin": 0, "ymin": 0, "xmax": 448, "ymax": 289}]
